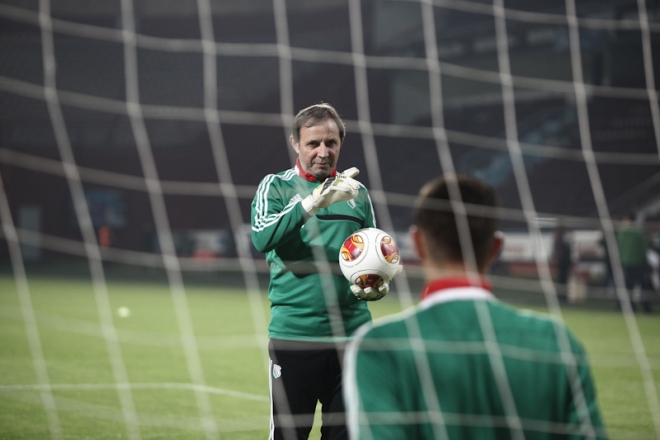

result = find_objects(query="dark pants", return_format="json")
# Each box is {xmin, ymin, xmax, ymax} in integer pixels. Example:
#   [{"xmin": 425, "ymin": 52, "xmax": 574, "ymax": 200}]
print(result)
[
  {"xmin": 268, "ymin": 339, "xmax": 347, "ymax": 440},
  {"xmin": 556, "ymin": 262, "xmax": 571, "ymax": 303},
  {"xmin": 621, "ymin": 265, "xmax": 652, "ymax": 312}
]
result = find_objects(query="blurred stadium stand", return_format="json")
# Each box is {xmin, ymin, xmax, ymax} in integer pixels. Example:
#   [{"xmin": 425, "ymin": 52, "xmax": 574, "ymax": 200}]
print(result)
[{"xmin": 0, "ymin": 0, "xmax": 659, "ymax": 263}]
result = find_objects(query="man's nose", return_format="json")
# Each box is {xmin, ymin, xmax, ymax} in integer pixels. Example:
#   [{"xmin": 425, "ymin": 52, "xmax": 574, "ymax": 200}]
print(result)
[{"xmin": 318, "ymin": 143, "xmax": 329, "ymax": 156}]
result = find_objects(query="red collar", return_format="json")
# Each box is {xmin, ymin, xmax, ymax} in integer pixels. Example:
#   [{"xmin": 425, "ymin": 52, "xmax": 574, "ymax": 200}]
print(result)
[
  {"xmin": 421, "ymin": 277, "xmax": 492, "ymax": 300},
  {"xmin": 296, "ymin": 159, "xmax": 337, "ymax": 182}
]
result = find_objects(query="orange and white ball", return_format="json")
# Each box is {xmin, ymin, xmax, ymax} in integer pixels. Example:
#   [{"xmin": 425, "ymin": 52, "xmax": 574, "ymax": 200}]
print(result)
[{"xmin": 339, "ymin": 228, "xmax": 401, "ymax": 292}]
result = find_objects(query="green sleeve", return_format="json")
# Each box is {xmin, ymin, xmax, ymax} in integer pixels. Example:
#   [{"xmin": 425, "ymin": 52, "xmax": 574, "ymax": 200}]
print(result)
[{"xmin": 251, "ymin": 175, "xmax": 308, "ymax": 253}]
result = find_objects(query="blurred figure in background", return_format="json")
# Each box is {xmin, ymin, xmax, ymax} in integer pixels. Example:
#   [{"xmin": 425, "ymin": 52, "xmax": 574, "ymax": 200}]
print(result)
[
  {"xmin": 599, "ymin": 231, "xmax": 614, "ymax": 297},
  {"xmin": 98, "ymin": 224, "xmax": 114, "ymax": 270},
  {"xmin": 646, "ymin": 232, "xmax": 660, "ymax": 311},
  {"xmin": 551, "ymin": 220, "xmax": 573, "ymax": 303},
  {"xmin": 616, "ymin": 213, "xmax": 651, "ymax": 313},
  {"xmin": 98, "ymin": 224, "xmax": 113, "ymax": 249}
]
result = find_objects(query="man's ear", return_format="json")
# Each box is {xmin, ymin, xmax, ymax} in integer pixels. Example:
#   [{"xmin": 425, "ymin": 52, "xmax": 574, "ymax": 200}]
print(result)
[
  {"xmin": 289, "ymin": 135, "xmax": 300, "ymax": 154},
  {"xmin": 410, "ymin": 226, "xmax": 427, "ymax": 261},
  {"xmin": 488, "ymin": 231, "xmax": 504, "ymax": 266}
]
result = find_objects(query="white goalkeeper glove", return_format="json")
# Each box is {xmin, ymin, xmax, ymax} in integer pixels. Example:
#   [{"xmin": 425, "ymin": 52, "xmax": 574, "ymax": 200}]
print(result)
[
  {"xmin": 301, "ymin": 167, "xmax": 361, "ymax": 215},
  {"xmin": 350, "ymin": 265, "xmax": 403, "ymax": 301}
]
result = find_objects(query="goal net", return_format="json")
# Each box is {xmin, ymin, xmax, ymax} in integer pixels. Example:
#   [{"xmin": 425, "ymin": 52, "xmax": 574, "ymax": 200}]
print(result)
[{"xmin": 0, "ymin": 0, "xmax": 659, "ymax": 439}]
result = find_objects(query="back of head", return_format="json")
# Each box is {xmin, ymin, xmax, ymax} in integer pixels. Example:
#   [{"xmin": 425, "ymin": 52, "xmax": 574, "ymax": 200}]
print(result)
[
  {"xmin": 291, "ymin": 103, "xmax": 346, "ymax": 143},
  {"xmin": 414, "ymin": 175, "xmax": 499, "ymax": 271}
]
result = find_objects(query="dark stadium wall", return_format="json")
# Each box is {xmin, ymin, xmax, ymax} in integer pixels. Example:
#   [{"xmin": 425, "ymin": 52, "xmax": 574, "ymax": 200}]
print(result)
[{"xmin": 2, "ymin": 0, "xmax": 660, "ymax": 264}]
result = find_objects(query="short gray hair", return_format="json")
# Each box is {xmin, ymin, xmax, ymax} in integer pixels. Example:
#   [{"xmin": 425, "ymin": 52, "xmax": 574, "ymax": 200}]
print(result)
[{"xmin": 291, "ymin": 103, "xmax": 346, "ymax": 143}]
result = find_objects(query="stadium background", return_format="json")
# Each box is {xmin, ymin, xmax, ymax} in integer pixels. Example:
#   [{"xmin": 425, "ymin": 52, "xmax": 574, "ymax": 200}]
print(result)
[
  {"xmin": 1, "ymin": 0, "xmax": 660, "ymax": 439},
  {"xmin": 2, "ymin": 0, "xmax": 659, "ymax": 269}
]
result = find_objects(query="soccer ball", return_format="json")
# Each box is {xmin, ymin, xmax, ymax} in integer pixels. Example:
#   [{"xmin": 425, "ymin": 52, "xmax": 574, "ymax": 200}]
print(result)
[{"xmin": 339, "ymin": 228, "xmax": 401, "ymax": 291}]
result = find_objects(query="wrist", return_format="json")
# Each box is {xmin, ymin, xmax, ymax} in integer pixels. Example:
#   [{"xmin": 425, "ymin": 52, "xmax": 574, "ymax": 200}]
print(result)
[{"xmin": 301, "ymin": 194, "xmax": 319, "ymax": 215}]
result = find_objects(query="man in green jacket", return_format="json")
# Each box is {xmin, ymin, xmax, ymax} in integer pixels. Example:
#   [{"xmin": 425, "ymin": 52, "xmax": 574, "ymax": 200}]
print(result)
[
  {"xmin": 252, "ymin": 103, "xmax": 384, "ymax": 439},
  {"xmin": 344, "ymin": 175, "xmax": 607, "ymax": 439},
  {"xmin": 616, "ymin": 214, "xmax": 651, "ymax": 312}
]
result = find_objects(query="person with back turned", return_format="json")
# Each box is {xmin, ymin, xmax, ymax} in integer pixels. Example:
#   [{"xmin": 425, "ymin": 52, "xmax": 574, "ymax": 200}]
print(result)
[{"xmin": 344, "ymin": 174, "xmax": 607, "ymax": 440}]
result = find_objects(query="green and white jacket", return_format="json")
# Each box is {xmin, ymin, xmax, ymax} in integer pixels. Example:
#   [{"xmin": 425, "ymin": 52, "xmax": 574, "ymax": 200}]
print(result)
[
  {"xmin": 251, "ymin": 161, "xmax": 376, "ymax": 342},
  {"xmin": 344, "ymin": 277, "xmax": 607, "ymax": 440}
]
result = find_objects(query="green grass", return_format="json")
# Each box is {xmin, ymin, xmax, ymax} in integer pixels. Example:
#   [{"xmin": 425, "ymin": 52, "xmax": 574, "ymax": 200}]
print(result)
[{"xmin": 0, "ymin": 275, "xmax": 658, "ymax": 439}]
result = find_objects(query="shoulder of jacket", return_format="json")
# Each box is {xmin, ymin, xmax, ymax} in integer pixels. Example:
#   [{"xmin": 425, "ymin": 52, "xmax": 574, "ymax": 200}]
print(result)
[
  {"xmin": 264, "ymin": 168, "xmax": 297, "ymax": 181},
  {"xmin": 355, "ymin": 182, "xmax": 371, "ymax": 198},
  {"xmin": 258, "ymin": 168, "xmax": 299, "ymax": 188}
]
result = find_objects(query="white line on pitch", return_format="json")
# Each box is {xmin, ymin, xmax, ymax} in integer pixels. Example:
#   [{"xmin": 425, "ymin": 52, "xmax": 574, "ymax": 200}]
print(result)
[{"xmin": 0, "ymin": 382, "xmax": 268, "ymax": 401}]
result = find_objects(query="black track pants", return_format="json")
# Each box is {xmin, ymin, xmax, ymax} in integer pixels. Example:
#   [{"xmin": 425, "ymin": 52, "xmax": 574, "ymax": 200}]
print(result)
[{"xmin": 268, "ymin": 339, "xmax": 347, "ymax": 440}]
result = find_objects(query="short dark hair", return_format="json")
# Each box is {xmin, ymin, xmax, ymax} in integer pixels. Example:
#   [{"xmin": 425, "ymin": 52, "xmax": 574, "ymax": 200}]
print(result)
[
  {"xmin": 414, "ymin": 175, "xmax": 500, "ymax": 270},
  {"xmin": 291, "ymin": 103, "xmax": 346, "ymax": 143}
]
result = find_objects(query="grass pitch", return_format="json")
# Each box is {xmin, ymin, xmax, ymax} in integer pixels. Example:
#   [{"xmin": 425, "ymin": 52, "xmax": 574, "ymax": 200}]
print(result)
[{"xmin": 0, "ymin": 274, "xmax": 658, "ymax": 439}]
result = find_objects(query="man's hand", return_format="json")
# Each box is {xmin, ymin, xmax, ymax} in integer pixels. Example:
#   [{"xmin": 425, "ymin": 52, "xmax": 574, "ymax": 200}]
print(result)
[
  {"xmin": 350, "ymin": 283, "xmax": 389, "ymax": 301},
  {"xmin": 350, "ymin": 266, "xmax": 403, "ymax": 301},
  {"xmin": 302, "ymin": 167, "xmax": 361, "ymax": 215}
]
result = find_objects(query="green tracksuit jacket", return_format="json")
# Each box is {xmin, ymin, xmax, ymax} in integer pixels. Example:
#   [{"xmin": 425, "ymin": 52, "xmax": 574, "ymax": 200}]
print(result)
[
  {"xmin": 617, "ymin": 225, "xmax": 648, "ymax": 267},
  {"xmin": 251, "ymin": 164, "xmax": 376, "ymax": 342},
  {"xmin": 344, "ymin": 278, "xmax": 607, "ymax": 440}
]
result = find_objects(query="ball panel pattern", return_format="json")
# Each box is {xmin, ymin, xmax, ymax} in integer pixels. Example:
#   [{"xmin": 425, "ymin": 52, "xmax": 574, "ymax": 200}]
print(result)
[
  {"xmin": 380, "ymin": 236, "xmax": 400, "ymax": 264},
  {"xmin": 340, "ymin": 234, "xmax": 365, "ymax": 262},
  {"xmin": 339, "ymin": 228, "xmax": 402, "ymax": 294},
  {"xmin": 355, "ymin": 274, "xmax": 384, "ymax": 289}
]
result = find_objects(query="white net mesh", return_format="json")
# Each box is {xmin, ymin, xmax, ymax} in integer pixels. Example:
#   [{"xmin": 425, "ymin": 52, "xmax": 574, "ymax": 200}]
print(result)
[{"xmin": 0, "ymin": 0, "xmax": 659, "ymax": 439}]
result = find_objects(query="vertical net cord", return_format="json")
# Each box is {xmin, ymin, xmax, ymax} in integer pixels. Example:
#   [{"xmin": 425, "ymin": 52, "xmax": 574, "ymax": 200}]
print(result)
[
  {"xmin": 196, "ymin": 0, "xmax": 270, "ymax": 370},
  {"xmin": 637, "ymin": 0, "xmax": 660, "ymax": 159},
  {"xmin": 422, "ymin": 1, "xmax": 524, "ymax": 438},
  {"xmin": 493, "ymin": 1, "xmax": 598, "ymax": 437},
  {"xmin": 636, "ymin": 0, "xmax": 660, "ymax": 430},
  {"xmin": 38, "ymin": 2, "xmax": 142, "ymax": 439},
  {"xmin": 195, "ymin": 5, "xmax": 278, "ymax": 436},
  {"xmin": 270, "ymin": 2, "xmax": 310, "ymax": 438},
  {"xmin": 272, "ymin": 0, "xmax": 295, "ymax": 147},
  {"xmin": 118, "ymin": 1, "xmax": 218, "ymax": 438},
  {"xmin": 0, "ymin": 175, "xmax": 62, "ymax": 439},
  {"xmin": 349, "ymin": 1, "xmax": 452, "ymax": 439},
  {"xmin": 565, "ymin": 1, "xmax": 660, "ymax": 438},
  {"xmin": 273, "ymin": 0, "xmax": 353, "ymax": 350},
  {"xmin": 346, "ymin": 0, "xmax": 415, "ymax": 309},
  {"xmin": 420, "ymin": 0, "xmax": 474, "ymax": 437}
]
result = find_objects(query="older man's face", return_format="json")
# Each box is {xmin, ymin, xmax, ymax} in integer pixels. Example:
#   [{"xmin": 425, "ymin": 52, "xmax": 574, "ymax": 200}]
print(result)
[{"xmin": 290, "ymin": 118, "xmax": 341, "ymax": 181}]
